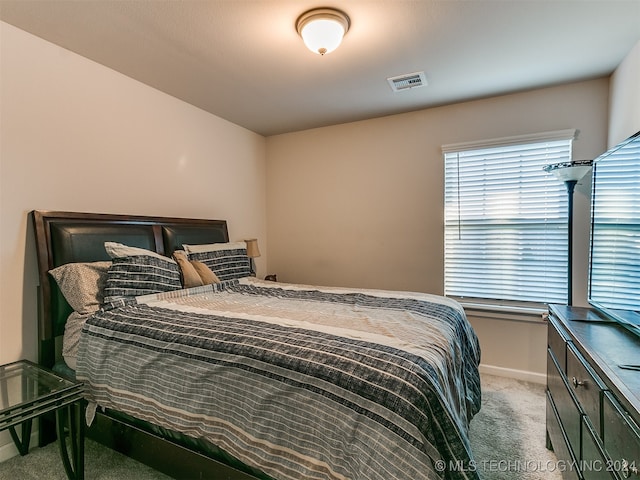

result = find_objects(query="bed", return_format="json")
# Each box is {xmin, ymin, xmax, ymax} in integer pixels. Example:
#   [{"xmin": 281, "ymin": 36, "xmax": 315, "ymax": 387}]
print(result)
[{"xmin": 31, "ymin": 210, "xmax": 482, "ymax": 480}]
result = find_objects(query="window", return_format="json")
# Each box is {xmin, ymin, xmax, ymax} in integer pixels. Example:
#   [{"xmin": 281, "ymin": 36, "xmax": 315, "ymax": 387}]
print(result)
[{"xmin": 443, "ymin": 130, "xmax": 575, "ymax": 306}]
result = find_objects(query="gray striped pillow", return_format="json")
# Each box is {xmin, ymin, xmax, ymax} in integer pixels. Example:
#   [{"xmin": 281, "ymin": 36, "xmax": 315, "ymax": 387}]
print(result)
[
  {"xmin": 103, "ymin": 255, "xmax": 182, "ymax": 303},
  {"xmin": 183, "ymin": 242, "xmax": 251, "ymax": 282}
]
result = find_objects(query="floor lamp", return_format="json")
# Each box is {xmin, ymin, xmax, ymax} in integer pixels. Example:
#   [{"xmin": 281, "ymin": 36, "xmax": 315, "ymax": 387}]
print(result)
[{"xmin": 543, "ymin": 160, "xmax": 593, "ymax": 305}]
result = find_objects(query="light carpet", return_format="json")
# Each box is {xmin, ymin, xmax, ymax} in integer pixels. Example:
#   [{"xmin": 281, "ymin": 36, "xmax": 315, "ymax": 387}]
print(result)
[
  {"xmin": 469, "ymin": 374, "xmax": 562, "ymax": 480},
  {"xmin": 0, "ymin": 373, "xmax": 560, "ymax": 479}
]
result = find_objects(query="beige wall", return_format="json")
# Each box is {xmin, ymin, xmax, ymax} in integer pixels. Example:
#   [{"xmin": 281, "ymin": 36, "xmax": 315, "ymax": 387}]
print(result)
[
  {"xmin": 0, "ymin": 22, "xmax": 267, "ymax": 366},
  {"xmin": 609, "ymin": 39, "xmax": 640, "ymax": 146},
  {"xmin": 266, "ymin": 79, "xmax": 611, "ymax": 383}
]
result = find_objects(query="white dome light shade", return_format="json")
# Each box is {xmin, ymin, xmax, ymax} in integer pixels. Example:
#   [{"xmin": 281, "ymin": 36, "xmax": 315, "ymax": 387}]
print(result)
[
  {"xmin": 296, "ymin": 8, "xmax": 350, "ymax": 55},
  {"xmin": 301, "ymin": 18, "xmax": 344, "ymax": 55}
]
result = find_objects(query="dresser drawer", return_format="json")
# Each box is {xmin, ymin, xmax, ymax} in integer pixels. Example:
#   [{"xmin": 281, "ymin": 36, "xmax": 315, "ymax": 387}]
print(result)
[
  {"xmin": 549, "ymin": 315, "xmax": 570, "ymax": 372},
  {"xmin": 567, "ymin": 343, "xmax": 606, "ymax": 431},
  {"xmin": 602, "ymin": 392, "xmax": 640, "ymax": 479},
  {"xmin": 548, "ymin": 348, "xmax": 582, "ymax": 457},
  {"xmin": 582, "ymin": 416, "xmax": 617, "ymax": 480},
  {"xmin": 547, "ymin": 391, "xmax": 582, "ymax": 480}
]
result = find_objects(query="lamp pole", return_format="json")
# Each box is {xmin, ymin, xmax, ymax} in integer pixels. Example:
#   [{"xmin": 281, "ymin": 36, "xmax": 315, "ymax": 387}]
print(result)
[{"xmin": 543, "ymin": 159, "xmax": 592, "ymax": 307}]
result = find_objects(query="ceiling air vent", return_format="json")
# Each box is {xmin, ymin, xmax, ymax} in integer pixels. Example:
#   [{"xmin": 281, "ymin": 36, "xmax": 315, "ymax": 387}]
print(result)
[{"xmin": 387, "ymin": 71, "xmax": 427, "ymax": 92}]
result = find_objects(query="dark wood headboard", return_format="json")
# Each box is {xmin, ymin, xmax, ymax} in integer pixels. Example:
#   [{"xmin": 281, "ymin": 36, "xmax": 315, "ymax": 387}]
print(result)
[{"xmin": 30, "ymin": 210, "xmax": 229, "ymax": 369}]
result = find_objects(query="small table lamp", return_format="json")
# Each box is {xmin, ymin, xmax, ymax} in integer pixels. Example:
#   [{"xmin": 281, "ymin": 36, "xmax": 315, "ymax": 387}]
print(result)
[
  {"xmin": 245, "ymin": 239, "xmax": 261, "ymax": 276},
  {"xmin": 543, "ymin": 159, "xmax": 593, "ymax": 305}
]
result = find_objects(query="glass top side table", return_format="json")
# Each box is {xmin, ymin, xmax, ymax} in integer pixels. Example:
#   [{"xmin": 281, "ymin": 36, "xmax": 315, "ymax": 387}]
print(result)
[{"xmin": 0, "ymin": 359, "xmax": 84, "ymax": 480}]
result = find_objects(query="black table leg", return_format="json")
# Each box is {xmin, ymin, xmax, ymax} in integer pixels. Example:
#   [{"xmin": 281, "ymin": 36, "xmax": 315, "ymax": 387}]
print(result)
[
  {"xmin": 8, "ymin": 419, "xmax": 32, "ymax": 456},
  {"xmin": 56, "ymin": 401, "xmax": 85, "ymax": 480}
]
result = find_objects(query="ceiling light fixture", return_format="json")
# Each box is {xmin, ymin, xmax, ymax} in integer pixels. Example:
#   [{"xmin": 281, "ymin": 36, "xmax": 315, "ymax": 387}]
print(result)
[{"xmin": 296, "ymin": 8, "xmax": 350, "ymax": 56}]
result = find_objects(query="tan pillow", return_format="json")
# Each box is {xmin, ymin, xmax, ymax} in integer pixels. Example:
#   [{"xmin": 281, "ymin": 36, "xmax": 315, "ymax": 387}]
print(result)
[
  {"xmin": 49, "ymin": 261, "xmax": 111, "ymax": 313},
  {"xmin": 191, "ymin": 261, "xmax": 221, "ymax": 285},
  {"xmin": 172, "ymin": 250, "xmax": 204, "ymax": 288}
]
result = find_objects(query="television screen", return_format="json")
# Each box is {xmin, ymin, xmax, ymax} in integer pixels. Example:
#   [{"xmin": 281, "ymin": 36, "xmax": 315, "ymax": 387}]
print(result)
[{"xmin": 588, "ymin": 131, "xmax": 640, "ymax": 338}]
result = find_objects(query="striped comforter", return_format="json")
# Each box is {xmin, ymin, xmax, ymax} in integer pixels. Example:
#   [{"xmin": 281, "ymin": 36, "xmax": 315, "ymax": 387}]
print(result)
[{"xmin": 77, "ymin": 278, "xmax": 481, "ymax": 480}]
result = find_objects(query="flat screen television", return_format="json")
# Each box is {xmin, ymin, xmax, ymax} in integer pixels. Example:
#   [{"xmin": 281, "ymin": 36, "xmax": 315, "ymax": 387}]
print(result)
[{"xmin": 588, "ymin": 130, "xmax": 640, "ymax": 338}]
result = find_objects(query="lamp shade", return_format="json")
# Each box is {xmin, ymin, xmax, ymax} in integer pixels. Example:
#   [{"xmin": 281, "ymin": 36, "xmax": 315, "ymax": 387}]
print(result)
[
  {"xmin": 296, "ymin": 8, "xmax": 350, "ymax": 55},
  {"xmin": 245, "ymin": 239, "xmax": 261, "ymax": 258},
  {"xmin": 543, "ymin": 160, "xmax": 593, "ymax": 182}
]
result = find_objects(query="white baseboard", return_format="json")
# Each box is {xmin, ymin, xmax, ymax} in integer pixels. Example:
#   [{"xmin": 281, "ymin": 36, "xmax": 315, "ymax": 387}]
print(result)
[
  {"xmin": 0, "ymin": 430, "xmax": 39, "ymax": 463},
  {"xmin": 479, "ymin": 364, "xmax": 546, "ymax": 385}
]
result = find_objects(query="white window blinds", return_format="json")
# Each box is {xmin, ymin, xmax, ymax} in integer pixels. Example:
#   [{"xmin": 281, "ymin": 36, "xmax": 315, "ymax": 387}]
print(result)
[
  {"xmin": 589, "ymin": 137, "xmax": 640, "ymax": 311},
  {"xmin": 443, "ymin": 130, "xmax": 575, "ymax": 304}
]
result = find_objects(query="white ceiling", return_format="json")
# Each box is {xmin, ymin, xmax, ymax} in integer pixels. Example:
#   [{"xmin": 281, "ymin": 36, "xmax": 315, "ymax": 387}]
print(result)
[{"xmin": 1, "ymin": 0, "xmax": 639, "ymax": 137}]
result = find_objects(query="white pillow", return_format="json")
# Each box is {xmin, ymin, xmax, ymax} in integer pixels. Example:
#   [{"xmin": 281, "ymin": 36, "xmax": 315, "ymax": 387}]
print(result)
[
  {"xmin": 182, "ymin": 241, "xmax": 247, "ymax": 254},
  {"xmin": 104, "ymin": 241, "xmax": 176, "ymax": 262}
]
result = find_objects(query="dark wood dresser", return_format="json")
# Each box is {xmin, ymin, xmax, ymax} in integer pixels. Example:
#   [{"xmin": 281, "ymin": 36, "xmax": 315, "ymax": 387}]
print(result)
[{"xmin": 546, "ymin": 304, "xmax": 640, "ymax": 479}]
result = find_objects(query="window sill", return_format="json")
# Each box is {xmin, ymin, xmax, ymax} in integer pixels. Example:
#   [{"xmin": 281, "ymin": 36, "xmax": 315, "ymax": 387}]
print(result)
[{"xmin": 458, "ymin": 301, "xmax": 548, "ymax": 324}]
